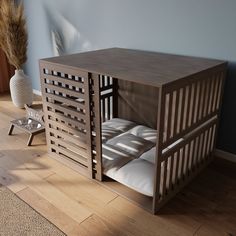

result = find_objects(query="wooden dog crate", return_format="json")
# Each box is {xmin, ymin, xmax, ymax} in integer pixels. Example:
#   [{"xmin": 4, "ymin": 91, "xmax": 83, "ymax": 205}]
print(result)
[{"xmin": 40, "ymin": 48, "xmax": 227, "ymax": 214}]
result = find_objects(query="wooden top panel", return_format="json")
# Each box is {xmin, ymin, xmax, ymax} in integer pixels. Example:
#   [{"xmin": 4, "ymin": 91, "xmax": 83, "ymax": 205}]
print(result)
[{"xmin": 41, "ymin": 48, "xmax": 227, "ymax": 87}]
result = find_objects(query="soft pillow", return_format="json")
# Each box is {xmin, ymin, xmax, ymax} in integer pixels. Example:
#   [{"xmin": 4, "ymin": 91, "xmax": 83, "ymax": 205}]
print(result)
[
  {"xmin": 101, "ymin": 125, "xmax": 122, "ymax": 143},
  {"xmin": 139, "ymin": 147, "xmax": 156, "ymax": 164},
  {"xmin": 128, "ymin": 125, "xmax": 157, "ymax": 143},
  {"xmin": 107, "ymin": 133, "xmax": 155, "ymax": 158},
  {"xmin": 102, "ymin": 144, "xmax": 134, "ymax": 174},
  {"xmin": 114, "ymin": 159, "xmax": 154, "ymax": 196},
  {"xmin": 103, "ymin": 118, "xmax": 136, "ymax": 132}
]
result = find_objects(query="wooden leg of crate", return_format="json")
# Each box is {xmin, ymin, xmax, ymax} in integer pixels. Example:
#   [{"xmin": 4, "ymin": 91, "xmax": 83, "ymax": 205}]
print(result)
[{"xmin": 8, "ymin": 124, "xmax": 14, "ymax": 135}]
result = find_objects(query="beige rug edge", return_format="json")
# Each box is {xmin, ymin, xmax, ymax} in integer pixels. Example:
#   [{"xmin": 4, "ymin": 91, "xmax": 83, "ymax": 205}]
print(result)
[{"xmin": 0, "ymin": 184, "xmax": 65, "ymax": 236}]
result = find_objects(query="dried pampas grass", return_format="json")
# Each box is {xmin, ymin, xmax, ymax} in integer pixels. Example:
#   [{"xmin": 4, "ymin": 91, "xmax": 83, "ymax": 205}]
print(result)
[{"xmin": 0, "ymin": 0, "xmax": 28, "ymax": 69}]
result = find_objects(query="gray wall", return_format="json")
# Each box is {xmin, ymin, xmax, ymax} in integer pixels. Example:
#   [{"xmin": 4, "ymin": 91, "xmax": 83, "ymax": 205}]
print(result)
[{"xmin": 23, "ymin": 0, "xmax": 236, "ymax": 155}]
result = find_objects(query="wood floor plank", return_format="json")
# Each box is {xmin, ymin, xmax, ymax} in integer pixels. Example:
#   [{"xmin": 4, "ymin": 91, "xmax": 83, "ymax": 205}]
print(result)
[
  {"xmin": 46, "ymin": 173, "xmax": 116, "ymax": 210},
  {"xmin": 0, "ymin": 166, "xmax": 27, "ymax": 193},
  {"xmin": 46, "ymin": 175, "xmax": 170, "ymax": 236},
  {"xmin": 194, "ymin": 222, "xmax": 236, "ymax": 236},
  {"xmin": 38, "ymin": 154, "xmax": 117, "ymax": 203},
  {"xmin": 109, "ymin": 196, "xmax": 199, "ymax": 236},
  {"xmin": 0, "ymin": 156, "xmax": 92, "ymax": 223},
  {"xmin": 78, "ymin": 214, "xmax": 127, "ymax": 236},
  {"xmin": 17, "ymin": 187, "xmax": 82, "ymax": 236}
]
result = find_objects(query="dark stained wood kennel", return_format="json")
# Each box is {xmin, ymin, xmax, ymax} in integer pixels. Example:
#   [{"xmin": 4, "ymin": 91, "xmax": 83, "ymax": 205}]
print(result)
[{"xmin": 39, "ymin": 48, "xmax": 227, "ymax": 214}]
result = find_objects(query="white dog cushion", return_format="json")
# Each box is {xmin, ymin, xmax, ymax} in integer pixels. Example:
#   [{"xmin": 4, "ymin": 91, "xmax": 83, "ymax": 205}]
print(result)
[
  {"xmin": 139, "ymin": 147, "xmax": 156, "ymax": 164},
  {"xmin": 128, "ymin": 125, "xmax": 157, "ymax": 143},
  {"xmin": 106, "ymin": 133, "xmax": 155, "ymax": 158},
  {"xmin": 103, "ymin": 118, "xmax": 136, "ymax": 132},
  {"xmin": 101, "ymin": 125, "xmax": 122, "ymax": 143},
  {"xmin": 102, "ymin": 144, "xmax": 134, "ymax": 174},
  {"xmin": 114, "ymin": 159, "xmax": 155, "ymax": 196}
]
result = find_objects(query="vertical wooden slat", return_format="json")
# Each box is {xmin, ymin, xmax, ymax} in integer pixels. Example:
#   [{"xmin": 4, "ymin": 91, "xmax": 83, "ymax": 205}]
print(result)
[
  {"xmin": 179, "ymin": 87, "xmax": 185, "ymax": 134},
  {"xmin": 180, "ymin": 146, "xmax": 185, "ymax": 180},
  {"xmin": 84, "ymin": 75, "xmax": 93, "ymax": 178},
  {"xmin": 107, "ymin": 96, "xmax": 111, "ymax": 120},
  {"xmin": 202, "ymin": 130, "xmax": 208, "ymax": 163},
  {"xmin": 173, "ymin": 90, "xmax": 180, "ymax": 136},
  {"xmin": 167, "ymin": 92, "xmax": 173, "ymax": 140},
  {"xmin": 210, "ymin": 125, "xmax": 216, "ymax": 152},
  {"xmin": 105, "ymin": 98, "xmax": 108, "ymax": 121},
  {"xmin": 182, "ymin": 86, "xmax": 189, "ymax": 131},
  {"xmin": 92, "ymin": 73, "xmax": 102, "ymax": 181},
  {"xmin": 189, "ymin": 139, "xmax": 195, "ymax": 171},
  {"xmin": 194, "ymin": 81, "xmax": 200, "ymax": 124},
  {"xmin": 194, "ymin": 136, "xmax": 200, "ymax": 168},
  {"xmin": 113, "ymin": 78, "xmax": 118, "ymax": 118},
  {"xmin": 210, "ymin": 125, "xmax": 215, "ymax": 154},
  {"xmin": 203, "ymin": 79, "xmax": 210, "ymax": 117},
  {"xmin": 174, "ymin": 150, "xmax": 180, "ymax": 184},
  {"xmin": 168, "ymin": 155, "xmax": 174, "ymax": 190},
  {"xmin": 153, "ymin": 87, "xmax": 165, "ymax": 213},
  {"xmin": 101, "ymin": 75, "xmax": 105, "ymax": 88},
  {"xmin": 198, "ymin": 80, "xmax": 205, "ymax": 121},
  {"xmin": 208, "ymin": 77, "xmax": 214, "ymax": 116},
  {"xmin": 207, "ymin": 127, "xmax": 212, "ymax": 157},
  {"xmin": 190, "ymin": 83, "xmax": 196, "ymax": 126},
  {"xmin": 162, "ymin": 160, "xmax": 168, "ymax": 196},
  {"xmin": 183, "ymin": 145, "xmax": 189, "ymax": 176},
  {"xmin": 170, "ymin": 91, "xmax": 177, "ymax": 138},
  {"xmin": 163, "ymin": 94, "xmax": 169, "ymax": 143},
  {"xmin": 186, "ymin": 141, "xmax": 192, "ymax": 176},
  {"xmin": 205, "ymin": 128, "xmax": 212, "ymax": 158},
  {"xmin": 199, "ymin": 133, "xmax": 205, "ymax": 164},
  {"xmin": 216, "ymin": 75, "xmax": 223, "ymax": 110},
  {"xmin": 212, "ymin": 75, "xmax": 220, "ymax": 112},
  {"xmin": 211, "ymin": 75, "xmax": 217, "ymax": 113},
  {"xmin": 186, "ymin": 84, "xmax": 192, "ymax": 128},
  {"xmin": 102, "ymin": 98, "xmax": 105, "ymax": 122}
]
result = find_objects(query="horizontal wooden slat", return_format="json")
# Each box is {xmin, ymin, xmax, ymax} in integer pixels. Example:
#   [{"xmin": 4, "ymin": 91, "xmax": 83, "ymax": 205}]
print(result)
[
  {"xmin": 48, "ymin": 127, "xmax": 87, "ymax": 149},
  {"xmin": 40, "ymin": 61, "xmax": 89, "ymax": 78},
  {"xmin": 161, "ymin": 118, "xmax": 217, "ymax": 161},
  {"xmin": 44, "ymin": 74, "xmax": 84, "ymax": 89},
  {"xmin": 43, "ymin": 83, "xmax": 85, "ymax": 99},
  {"xmin": 100, "ymin": 85, "xmax": 113, "ymax": 91},
  {"xmin": 50, "ymin": 136, "xmax": 88, "ymax": 158},
  {"xmin": 48, "ymin": 119, "xmax": 86, "ymax": 141},
  {"xmin": 50, "ymin": 143, "xmax": 88, "ymax": 167},
  {"xmin": 45, "ymin": 101, "xmax": 86, "ymax": 120},
  {"xmin": 45, "ymin": 92, "xmax": 85, "ymax": 110},
  {"xmin": 100, "ymin": 92, "xmax": 113, "ymax": 99},
  {"xmin": 47, "ymin": 110, "xmax": 86, "ymax": 130},
  {"xmin": 162, "ymin": 111, "xmax": 218, "ymax": 149}
]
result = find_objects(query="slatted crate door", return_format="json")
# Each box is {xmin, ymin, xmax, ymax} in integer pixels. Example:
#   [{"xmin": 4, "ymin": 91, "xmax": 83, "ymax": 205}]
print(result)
[
  {"xmin": 159, "ymin": 119, "xmax": 217, "ymax": 200},
  {"xmin": 162, "ymin": 70, "xmax": 224, "ymax": 148},
  {"xmin": 90, "ymin": 74, "xmax": 103, "ymax": 180},
  {"xmin": 100, "ymin": 75, "xmax": 114, "ymax": 122},
  {"xmin": 41, "ymin": 67, "xmax": 93, "ymax": 176}
]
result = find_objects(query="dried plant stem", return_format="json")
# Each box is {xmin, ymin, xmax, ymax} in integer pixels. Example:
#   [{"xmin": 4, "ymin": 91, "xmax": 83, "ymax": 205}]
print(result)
[{"xmin": 0, "ymin": 0, "xmax": 28, "ymax": 69}]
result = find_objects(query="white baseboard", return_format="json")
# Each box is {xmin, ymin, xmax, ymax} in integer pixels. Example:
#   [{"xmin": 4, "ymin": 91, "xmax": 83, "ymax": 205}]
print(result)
[
  {"xmin": 215, "ymin": 149, "xmax": 236, "ymax": 163},
  {"xmin": 33, "ymin": 89, "xmax": 42, "ymax": 96}
]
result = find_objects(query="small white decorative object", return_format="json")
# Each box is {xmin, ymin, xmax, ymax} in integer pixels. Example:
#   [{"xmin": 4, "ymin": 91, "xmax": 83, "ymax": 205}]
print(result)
[{"xmin": 10, "ymin": 69, "xmax": 33, "ymax": 108}]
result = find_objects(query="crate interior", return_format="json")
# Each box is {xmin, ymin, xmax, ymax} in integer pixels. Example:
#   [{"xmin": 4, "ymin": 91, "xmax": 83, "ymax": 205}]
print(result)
[{"xmin": 98, "ymin": 75, "xmax": 160, "ymax": 211}]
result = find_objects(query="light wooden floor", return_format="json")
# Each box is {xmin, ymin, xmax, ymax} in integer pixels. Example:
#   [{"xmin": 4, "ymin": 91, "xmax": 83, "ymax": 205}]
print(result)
[{"xmin": 0, "ymin": 93, "xmax": 236, "ymax": 236}]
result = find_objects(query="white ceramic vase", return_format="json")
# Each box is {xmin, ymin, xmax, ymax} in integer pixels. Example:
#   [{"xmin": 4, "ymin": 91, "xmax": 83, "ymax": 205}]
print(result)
[{"xmin": 10, "ymin": 69, "xmax": 33, "ymax": 108}]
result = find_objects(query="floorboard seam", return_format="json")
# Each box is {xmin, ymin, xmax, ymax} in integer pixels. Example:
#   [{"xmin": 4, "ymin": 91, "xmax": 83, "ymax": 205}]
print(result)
[
  {"xmin": 192, "ymin": 224, "xmax": 203, "ymax": 236},
  {"xmin": 105, "ymin": 195, "xmax": 119, "ymax": 206}
]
